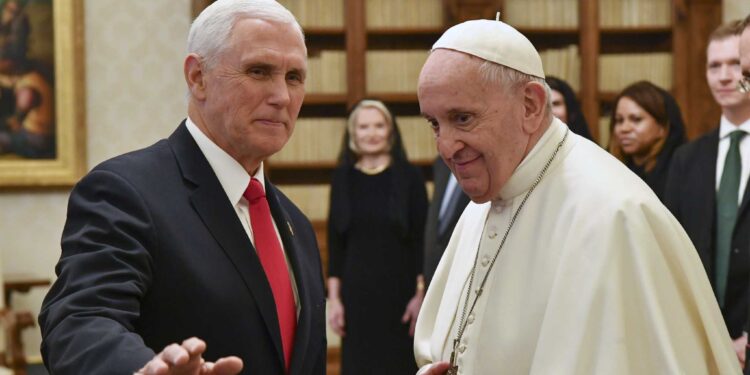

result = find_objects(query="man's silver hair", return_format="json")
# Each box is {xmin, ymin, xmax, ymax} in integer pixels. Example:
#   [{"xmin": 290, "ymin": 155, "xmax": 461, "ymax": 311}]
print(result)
[
  {"xmin": 478, "ymin": 60, "xmax": 553, "ymax": 116},
  {"xmin": 187, "ymin": 0, "xmax": 306, "ymax": 69}
]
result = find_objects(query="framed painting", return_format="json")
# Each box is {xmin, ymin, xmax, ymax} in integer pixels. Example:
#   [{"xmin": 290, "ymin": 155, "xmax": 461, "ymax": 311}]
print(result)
[{"xmin": 0, "ymin": 0, "xmax": 84, "ymax": 187}]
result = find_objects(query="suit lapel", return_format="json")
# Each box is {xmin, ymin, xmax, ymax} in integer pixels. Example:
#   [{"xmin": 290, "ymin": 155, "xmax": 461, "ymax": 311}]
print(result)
[
  {"xmin": 265, "ymin": 183, "xmax": 317, "ymax": 375},
  {"xmin": 169, "ymin": 123, "xmax": 286, "ymax": 368}
]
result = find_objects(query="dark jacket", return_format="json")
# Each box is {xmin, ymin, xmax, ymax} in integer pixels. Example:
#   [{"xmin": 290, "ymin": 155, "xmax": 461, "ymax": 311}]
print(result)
[{"xmin": 39, "ymin": 122, "xmax": 327, "ymax": 375}]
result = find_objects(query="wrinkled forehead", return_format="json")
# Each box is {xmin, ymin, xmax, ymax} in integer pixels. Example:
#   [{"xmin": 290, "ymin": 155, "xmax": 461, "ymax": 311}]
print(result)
[{"xmin": 419, "ymin": 50, "xmax": 482, "ymax": 87}]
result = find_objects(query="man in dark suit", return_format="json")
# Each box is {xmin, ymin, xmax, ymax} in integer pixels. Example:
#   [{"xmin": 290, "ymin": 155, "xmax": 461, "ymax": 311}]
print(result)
[
  {"xmin": 665, "ymin": 20, "xmax": 750, "ymax": 369},
  {"xmin": 422, "ymin": 157, "xmax": 470, "ymax": 288},
  {"xmin": 739, "ymin": 14, "xmax": 750, "ymax": 374},
  {"xmin": 38, "ymin": 1, "xmax": 325, "ymax": 374}
]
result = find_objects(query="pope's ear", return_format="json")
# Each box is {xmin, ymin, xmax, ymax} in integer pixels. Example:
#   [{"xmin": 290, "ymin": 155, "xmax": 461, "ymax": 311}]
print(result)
[
  {"xmin": 521, "ymin": 81, "xmax": 547, "ymax": 132},
  {"xmin": 184, "ymin": 53, "xmax": 207, "ymax": 100}
]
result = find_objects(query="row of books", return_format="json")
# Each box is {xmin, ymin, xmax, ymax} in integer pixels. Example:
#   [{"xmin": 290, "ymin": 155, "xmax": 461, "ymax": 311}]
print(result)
[
  {"xmin": 540, "ymin": 45, "xmax": 580, "ymax": 91},
  {"xmin": 599, "ymin": 0, "xmax": 671, "ymax": 28},
  {"xmin": 280, "ymin": 0, "xmax": 670, "ymax": 30},
  {"xmin": 306, "ymin": 50, "xmax": 347, "ymax": 94},
  {"xmin": 302, "ymin": 49, "xmax": 666, "ymax": 102},
  {"xmin": 399, "ymin": 116, "xmax": 438, "ymax": 161},
  {"xmin": 269, "ymin": 118, "xmax": 346, "ymax": 163},
  {"xmin": 277, "ymin": 0, "xmax": 343, "ymax": 28},
  {"xmin": 504, "ymin": 0, "xmax": 578, "ymax": 28},
  {"xmin": 366, "ymin": 0, "xmax": 444, "ymax": 28},
  {"xmin": 276, "ymin": 184, "xmax": 331, "ymax": 221},
  {"xmin": 269, "ymin": 117, "xmax": 437, "ymax": 164},
  {"xmin": 366, "ymin": 50, "xmax": 429, "ymax": 93},
  {"xmin": 598, "ymin": 53, "xmax": 672, "ymax": 92}
]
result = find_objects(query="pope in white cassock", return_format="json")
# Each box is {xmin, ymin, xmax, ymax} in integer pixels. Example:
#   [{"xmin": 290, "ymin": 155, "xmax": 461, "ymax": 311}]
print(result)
[{"xmin": 414, "ymin": 18, "xmax": 741, "ymax": 375}]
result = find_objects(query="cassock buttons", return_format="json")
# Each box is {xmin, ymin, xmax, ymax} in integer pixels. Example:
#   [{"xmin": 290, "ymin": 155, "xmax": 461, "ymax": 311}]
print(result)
[
  {"xmin": 481, "ymin": 255, "xmax": 490, "ymax": 267},
  {"xmin": 458, "ymin": 344, "xmax": 467, "ymax": 353},
  {"xmin": 467, "ymin": 313, "xmax": 475, "ymax": 324},
  {"xmin": 488, "ymin": 232, "xmax": 497, "ymax": 239}
]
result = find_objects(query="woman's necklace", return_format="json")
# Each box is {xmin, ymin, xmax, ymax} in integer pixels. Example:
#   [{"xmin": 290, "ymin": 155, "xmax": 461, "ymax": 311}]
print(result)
[
  {"xmin": 355, "ymin": 160, "xmax": 389, "ymax": 175},
  {"xmin": 447, "ymin": 129, "xmax": 568, "ymax": 375}
]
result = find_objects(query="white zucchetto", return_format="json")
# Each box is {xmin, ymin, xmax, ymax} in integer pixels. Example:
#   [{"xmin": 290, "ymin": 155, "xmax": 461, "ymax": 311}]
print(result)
[{"xmin": 432, "ymin": 19, "xmax": 545, "ymax": 79}]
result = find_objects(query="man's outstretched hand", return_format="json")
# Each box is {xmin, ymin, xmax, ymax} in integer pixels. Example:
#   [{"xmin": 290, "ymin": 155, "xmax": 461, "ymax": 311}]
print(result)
[{"xmin": 135, "ymin": 337, "xmax": 243, "ymax": 375}]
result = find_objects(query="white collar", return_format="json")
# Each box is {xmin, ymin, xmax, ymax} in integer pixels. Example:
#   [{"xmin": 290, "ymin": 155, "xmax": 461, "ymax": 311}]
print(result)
[{"xmin": 185, "ymin": 117, "xmax": 265, "ymax": 205}]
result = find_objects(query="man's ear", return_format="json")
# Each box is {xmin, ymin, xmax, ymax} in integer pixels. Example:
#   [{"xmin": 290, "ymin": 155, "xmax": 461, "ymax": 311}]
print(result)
[
  {"xmin": 184, "ymin": 53, "xmax": 207, "ymax": 101},
  {"xmin": 521, "ymin": 81, "xmax": 547, "ymax": 133}
]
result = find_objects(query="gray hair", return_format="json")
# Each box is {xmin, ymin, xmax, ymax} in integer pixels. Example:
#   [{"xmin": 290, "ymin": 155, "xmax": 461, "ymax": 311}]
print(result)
[
  {"xmin": 187, "ymin": 0, "xmax": 306, "ymax": 69},
  {"xmin": 477, "ymin": 60, "xmax": 553, "ymax": 116}
]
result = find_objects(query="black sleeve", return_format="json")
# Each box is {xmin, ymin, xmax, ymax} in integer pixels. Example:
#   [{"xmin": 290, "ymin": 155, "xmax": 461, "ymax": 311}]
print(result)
[
  {"xmin": 39, "ymin": 168, "xmax": 156, "ymax": 375},
  {"xmin": 663, "ymin": 146, "xmax": 685, "ymax": 221},
  {"xmin": 408, "ymin": 165, "xmax": 429, "ymax": 275},
  {"xmin": 327, "ymin": 171, "xmax": 345, "ymax": 278}
]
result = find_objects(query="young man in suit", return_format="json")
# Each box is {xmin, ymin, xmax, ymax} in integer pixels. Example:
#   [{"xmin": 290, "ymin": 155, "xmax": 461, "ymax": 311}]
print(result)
[
  {"xmin": 38, "ymin": 1, "xmax": 326, "ymax": 374},
  {"xmin": 665, "ymin": 20, "xmax": 750, "ymax": 369},
  {"xmin": 422, "ymin": 157, "xmax": 470, "ymax": 289}
]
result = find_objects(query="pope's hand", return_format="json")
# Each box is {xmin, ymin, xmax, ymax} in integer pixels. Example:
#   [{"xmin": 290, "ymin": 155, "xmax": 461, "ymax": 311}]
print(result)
[
  {"xmin": 422, "ymin": 361, "xmax": 451, "ymax": 375},
  {"xmin": 135, "ymin": 337, "xmax": 243, "ymax": 375}
]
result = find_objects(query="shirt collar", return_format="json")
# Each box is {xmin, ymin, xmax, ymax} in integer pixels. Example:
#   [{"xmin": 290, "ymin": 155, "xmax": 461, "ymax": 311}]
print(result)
[
  {"xmin": 497, "ymin": 117, "xmax": 569, "ymax": 201},
  {"xmin": 719, "ymin": 115, "xmax": 750, "ymax": 139},
  {"xmin": 185, "ymin": 117, "xmax": 266, "ymax": 205}
]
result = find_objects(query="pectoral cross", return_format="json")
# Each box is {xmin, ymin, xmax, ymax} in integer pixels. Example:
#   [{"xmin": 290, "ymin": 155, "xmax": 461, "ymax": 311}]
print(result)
[{"xmin": 447, "ymin": 339, "xmax": 459, "ymax": 375}]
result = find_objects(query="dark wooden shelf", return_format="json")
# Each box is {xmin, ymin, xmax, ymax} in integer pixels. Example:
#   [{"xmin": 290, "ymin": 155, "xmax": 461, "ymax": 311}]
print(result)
[
  {"xmin": 367, "ymin": 27, "xmax": 444, "ymax": 49},
  {"xmin": 367, "ymin": 26, "xmax": 445, "ymax": 35},
  {"xmin": 304, "ymin": 26, "xmax": 345, "ymax": 35},
  {"xmin": 600, "ymin": 26, "xmax": 672, "ymax": 35},
  {"xmin": 367, "ymin": 92, "xmax": 418, "ymax": 103},
  {"xmin": 304, "ymin": 93, "xmax": 348, "ymax": 105},
  {"xmin": 600, "ymin": 27, "xmax": 672, "ymax": 53}
]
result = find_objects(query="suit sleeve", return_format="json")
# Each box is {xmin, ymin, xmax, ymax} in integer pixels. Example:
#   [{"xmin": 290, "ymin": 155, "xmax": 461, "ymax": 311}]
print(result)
[
  {"xmin": 408, "ymin": 165, "xmax": 429, "ymax": 275},
  {"xmin": 327, "ymin": 172, "xmax": 345, "ymax": 278},
  {"xmin": 39, "ymin": 168, "xmax": 156, "ymax": 375},
  {"xmin": 663, "ymin": 147, "xmax": 685, "ymax": 221}
]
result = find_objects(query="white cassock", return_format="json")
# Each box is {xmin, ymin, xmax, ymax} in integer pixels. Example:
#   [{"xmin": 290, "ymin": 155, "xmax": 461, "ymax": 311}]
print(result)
[{"xmin": 415, "ymin": 118, "xmax": 740, "ymax": 375}]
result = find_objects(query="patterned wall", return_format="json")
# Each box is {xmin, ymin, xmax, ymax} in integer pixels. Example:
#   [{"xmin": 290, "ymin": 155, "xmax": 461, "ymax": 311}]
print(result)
[{"xmin": 0, "ymin": 0, "xmax": 190, "ymax": 360}]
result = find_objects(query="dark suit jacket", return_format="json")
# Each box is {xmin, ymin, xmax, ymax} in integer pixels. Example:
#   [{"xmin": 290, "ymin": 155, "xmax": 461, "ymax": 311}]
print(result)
[
  {"xmin": 664, "ymin": 128, "xmax": 750, "ymax": 339},
  {"xmin": 39, "ymin": 122, "xmax": 326, "ymax": 375},
  {"xmin": 422, "ymin": 158, "xmax": 470, "ymax": 287}
]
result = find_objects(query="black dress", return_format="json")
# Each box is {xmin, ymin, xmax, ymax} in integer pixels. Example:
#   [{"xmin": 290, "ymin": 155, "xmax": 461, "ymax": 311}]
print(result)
[{"xmin": 328, "ymin": 162, "xmax": 428, "ymax": 374}]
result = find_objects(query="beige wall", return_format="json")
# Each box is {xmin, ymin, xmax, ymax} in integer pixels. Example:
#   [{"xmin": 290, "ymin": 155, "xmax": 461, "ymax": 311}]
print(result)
[
  {"xmin": 724, "ymin": 0, "xmax": 750, "ymax": 23},
  {"xmin": 0, "ymin": 0, "xmax": 190, "ymax": 360}
]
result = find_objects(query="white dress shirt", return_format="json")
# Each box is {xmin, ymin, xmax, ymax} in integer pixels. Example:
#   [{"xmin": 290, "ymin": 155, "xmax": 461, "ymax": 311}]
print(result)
[{"xmin": 185, "ymin": 117, "xmax": 300, "ymax": 315}]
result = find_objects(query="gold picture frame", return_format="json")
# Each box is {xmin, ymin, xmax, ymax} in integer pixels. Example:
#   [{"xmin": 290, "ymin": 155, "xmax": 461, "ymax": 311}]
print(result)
[{"xmin": 0, "ymin": 0, "xmax": 85, "ymax": 187}]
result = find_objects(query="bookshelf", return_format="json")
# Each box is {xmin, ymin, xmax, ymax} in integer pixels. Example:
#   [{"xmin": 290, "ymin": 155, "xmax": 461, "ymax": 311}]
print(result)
[
  {"xmin": 191, "ymin": 0, "xmax": 723, "ymax": 372},
  {"xmin": 498, "ymin": 0, "xmax": 721, "ymax": 142},
  {"xmin": 190, "ymin": 0, "xmax": 722, "ymax": 246}
]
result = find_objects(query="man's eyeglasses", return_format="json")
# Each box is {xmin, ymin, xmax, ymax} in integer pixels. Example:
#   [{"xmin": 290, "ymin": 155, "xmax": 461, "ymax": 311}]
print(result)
[{"xmin": 739, "ymin": 75, "xmax": 750, "ymax": 94}]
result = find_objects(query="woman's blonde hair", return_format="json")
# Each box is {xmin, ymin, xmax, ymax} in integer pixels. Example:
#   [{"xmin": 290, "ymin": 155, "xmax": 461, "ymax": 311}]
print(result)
[{"xmin": 346, "ymin": 99, "xmax": 394, "ymax": 156}]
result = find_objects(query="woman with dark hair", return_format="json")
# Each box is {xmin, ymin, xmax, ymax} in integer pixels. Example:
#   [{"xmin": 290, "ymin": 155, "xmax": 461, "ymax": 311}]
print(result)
[
  {"xmin": 609, "ymin": 80, "xmax": 686, "ymax": 201},
  {"xmin": 547, "ymin": 76, "xmax": 593, "ymax": 140},
  {"xmin": 327, "ymin": 99, "xmax": 427, "ymax": 374}
]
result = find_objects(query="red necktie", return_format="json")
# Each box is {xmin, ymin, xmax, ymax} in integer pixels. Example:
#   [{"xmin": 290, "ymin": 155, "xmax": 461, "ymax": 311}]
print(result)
[{"xmin": 244, "ymin": 178, "xmax": 296, "ymax": 370}]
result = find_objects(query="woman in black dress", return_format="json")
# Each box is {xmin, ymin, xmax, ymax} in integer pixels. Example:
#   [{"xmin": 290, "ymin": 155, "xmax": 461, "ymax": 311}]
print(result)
[
  {"xmin": 608, "ymin": 80, "xmax": 686, "ymax": 201},
  {"xmin": 327, "ymin": 99, "xmax": 428, "ymax": 374}
]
